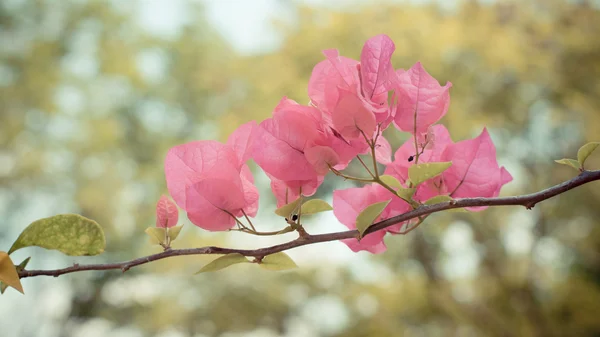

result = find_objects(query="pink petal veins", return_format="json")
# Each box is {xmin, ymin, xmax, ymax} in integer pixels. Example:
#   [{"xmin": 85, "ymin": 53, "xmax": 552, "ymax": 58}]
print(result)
[
  {"xmin": 332, "ymin": 90, "xmax": 377, "ymax": 140},
  {"xmin": 226, "ymin": 121, "xmax": 257, "ymax": 167},
  {"xmin": 360, "ymin": 34, "xmax": 396, "ymax": 102},
  {"xmin": 441, "ymin": 128, "xmax": 510, "ymax": 211},
  {"xmin": 164, "ymin": 140, "xmax": 238, "ymax": 211},
  {"xmin": 394, "ymin": 62, "xmax": 452, "ymax": 135},
  {"xmin": 374, "ymin": 135, "xmax": 392, "ymax": 165},
  {"xmin": 156, "ymin": 195, "xmax": 179, "ymax": 228}
]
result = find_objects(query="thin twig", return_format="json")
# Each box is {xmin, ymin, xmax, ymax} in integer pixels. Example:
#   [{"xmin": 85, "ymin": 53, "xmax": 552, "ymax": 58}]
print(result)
[{"xmin": 18, "ymin": 170, "xmax": 600, "ymax": 279}]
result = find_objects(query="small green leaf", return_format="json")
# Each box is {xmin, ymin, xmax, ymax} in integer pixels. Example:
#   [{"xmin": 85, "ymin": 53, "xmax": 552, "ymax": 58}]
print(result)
[
  {"xmin": 259, "ymin": 252, "xmax": 298, "ymax": 271},
  {"xmin": 16, "ymin": 257, "xmax": 31, "ymax": 270},
  {"xmin": 554, "ymin": 159, "xmax": 581, "ymax": 171},
  {"xmin": 424, "ymin": 195, "xmax": 453, "ymax": 205},
  {"xmin": 300, "ymin": 199, "xmax": 333, "ymax": 215},
  {"xmin": 379, "ymin": 175, "xmax": 403, "ymax": 189},
  {"xmin": 0, "ymin": 252, "xmax": 23, "ymax": 294},
  {"xmin": 355, "ymin": 200, "xmax": 391, "ymax": 237},
  {"xmin": 577, "ymin": 142, "xmax": 600, "ymax": 168},
  {"xmin": 0, "ymin": 282, "xmax": 8, "ymax": 294},
  {"xmin": 408, "ymin": 162, "xmax": 452, "ymax": 186},
  {"xmin": 396, "ymin": 187, "xmax": 416, "ymax": 201},
  {"xmin": 145, "ymin": 227, "xmax": 167, "ymax": 245},
  {"xmin": 274, "ymin": 198, "xmax": 302, "ymax": 217},
  {"xmin": 167, "ymin": 225, "xmax": 184, "ymax": 242},
  {"xmin": 8, "ymin": 214, "xmax": 106, "ymax": 256},
  {"xmin": 195, "ymin": 253, "xmax": 249, "ymax": 274}
]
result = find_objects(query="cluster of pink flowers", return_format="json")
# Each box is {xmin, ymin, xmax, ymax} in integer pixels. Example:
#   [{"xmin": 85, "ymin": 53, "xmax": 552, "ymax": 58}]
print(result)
[{"xmin": 163, "ymin": 34, "xmax": 512, "ymax": 254}]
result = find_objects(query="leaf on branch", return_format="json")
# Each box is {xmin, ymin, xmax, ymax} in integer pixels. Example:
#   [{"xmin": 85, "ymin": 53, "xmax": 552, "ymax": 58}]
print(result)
[
  {"xmin": 274, "ymin": 197, "xmax": 302, "ymax": 217},
  {"xmin": 554, "ymin": 159, "xmax": 581, "ymax": 171},
  {"xmin": 408, "ymin": 162, "xmax": 452, "ymax": 186},
  {"xmin": 145, "ymin": 227, "xmax": 167, "ymax": 245},
  {"xmin": 0, "ymin": 252, "xmax": 24, "ymax": 294},
  {"xmin": 167, "ymin": 225, "xmax": 184, "ymax": 242},
  {"xmin": 8, "ymin": 214, "xmax": 106, "ymax": 256},
  {"xmin": 195, "ymin": 253, "xmax": 250, "ymax": 274},
  {"xmin": 355, "ymin": 200, "xmax": 391, "ymax": 237},
  {"xmin": 300, "ymin": 199, "xmax": 333, "ymax": 215},
  {"xmin": 259, "ymin": 252, "xmax": 298, "ymax": 271},
  {"xmin": 577, "ymin": 142, "xmax": 600, "ymax": 168},
  {"xmin": 379, "ymin": 175, "xmax": 403, "ymax": 189},
  {"xmin": 396, "ymin": 187, "xmax": 416, "ymax": 201},
  {"xmin": 424, "ymin": 195, "xmax": 453, "ymax": 205},
  {"xmin": 1, "ymin": 256, "xmax": 30, "ymax": 294}
]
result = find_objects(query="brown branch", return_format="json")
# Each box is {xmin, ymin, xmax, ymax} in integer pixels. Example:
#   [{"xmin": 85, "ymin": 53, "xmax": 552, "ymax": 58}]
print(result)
[{"xmin": 18, "ymin": 169, "xmax": 600, "ymax": 279}]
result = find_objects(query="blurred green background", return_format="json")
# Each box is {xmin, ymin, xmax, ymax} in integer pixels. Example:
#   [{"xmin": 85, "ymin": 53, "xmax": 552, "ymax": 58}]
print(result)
[{"xmin": 1, "ymin": 0, "xmax": 600, "ymax": 336}]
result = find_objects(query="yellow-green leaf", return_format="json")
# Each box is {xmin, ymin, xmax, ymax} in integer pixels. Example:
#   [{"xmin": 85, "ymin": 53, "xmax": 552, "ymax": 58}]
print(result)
[
  {"xmin": 0, "ymin": 252, "xmax": 23, "ymax": 294},
  {"xmin": 1, "ymin": 257, "xmax": 30, "ymax": 294},
  {"xmin": 424, "ymin": 195, "xmax": 453, "ymax": 205},
  {"xmin": 356, "ymin": 200, "xmax": 391, "ymax": 237},
  {"xmin": 259, "ymin": 252, "xmax": 298, "ymax": 271},
  {"xmin": 554, "ymin": 159, "xmax": 581, "ymax": 171},
  {"xmin": 167, "ymin": 225, "xmax": 184, "ymax": 242},
  {"xmin": 577, "ymin": 142, "xmax": 600, "ymax": 168},
  {"xmin": 8, "ymin": 214, "xmax": 106, "ymax": 256},
  {"xmin": 300, "ymin": 199, "xmax": 333, "ymax": 215},
  {"xmin": 195, "ymin": 253, "xmax": 249, "ymax": 274},
  {"xmin": 408, "ymin": 162, "xmax": 452, "ymax": 185},
  {"xmin": 379, "ymin": 175, "xmax": 402, "ymax": 189},
  {"xmin": 145, "ymin": 227, "xmax": 167, "ymax": 245},
  {"xmin": 274, "ymin": 198, "xmax": 302, "ymax": 217},
  {"xmin": 396, "ymin": 187, "xmax": 416, "ymax": 201}
]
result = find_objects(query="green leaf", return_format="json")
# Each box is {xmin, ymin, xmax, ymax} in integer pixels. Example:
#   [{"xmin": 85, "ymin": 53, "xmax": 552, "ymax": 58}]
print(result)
[
  {"xmin": 355, "ymin": 200, "xmax": 391, "ymax": 237},
  {"xmin": 554, "ymin": 159, "xmax": 581, "ymax": 171},
  {"xmin": 274, "ymin": 198, "xmax": 302, "ymax": 217},
  {"xmin": 195, "ymin": 253, "xmax": 249, "ymax": 274},
  {"xmin": 167, "ymin": 225, "xmax": 184, "ymax": 242},
  {"xmin": 396, "ymin": 187, "xmax": 416, "ymax": 201},
  {"xmin": 0, "ymin": 252, "xmax": 23, "ymax": 294},
  {"xmin": 577, "ymin": 142, "xmax": 600, "ymax": 168},
  {"xmin": 408, "ymin": 162, "xmax": 452, "ymax": 186},
  {"xmin": 8, "ymin": 214, "xmax": 106, "ymax": 256},
  {"xmin": 300, "ymin": 199, "xmax": 333, "ymax": 215},
  {"xmin": 145, "ymin": 227, "xmax": 167, "ymax": 245},
  {"xmin": 259, "ymin": 252, "xmax": 298, "ymax": 271},
  {"xmin": 424, "ymin": 195, "xmax": 453, "ymax": 205},
  {"xmin": 379, "ymin": 175, "xmax": 403, "ymax": 189}
]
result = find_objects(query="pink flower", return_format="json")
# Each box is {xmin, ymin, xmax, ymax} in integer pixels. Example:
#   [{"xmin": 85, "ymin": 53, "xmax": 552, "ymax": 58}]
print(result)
[
  {"xmin": 305, "ymin": 35, "xmax": 398, "ymax": 168},
  {"xmin": 334, "ymin": 184, "xmax": 391, "ymax": 253},
  {"xmin": 164, "ymin": 121, "xmax": 259, "ymax": 231},
  {"xmin": 156, "ymin": 195, "xmax": 178, "ymax": 228},
  {"xmin": 268, "ymin": 173, "xmax": 324, "ymax": 207},
  {"xmin": 333, "ymin": 183, "xmax": 412, "ymax": 253},
  {"xmin": 251, "ymin": 98, "xmax": 332, "ymax": 205},
  {"xmin": 441, "ymin": 128, "xmax": 512, "ymax": 211},
  {"xmin": 384, "ymin": 124, "xmax": 454, "ymax": 201},
  {"xmin": 394, "ymin": 62, "xmax": 452, "ymax": 138}
]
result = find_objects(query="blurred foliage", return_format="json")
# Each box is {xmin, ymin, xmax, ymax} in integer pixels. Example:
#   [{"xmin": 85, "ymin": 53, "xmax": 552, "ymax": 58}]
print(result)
[{"xmin": 1, "ymin": 0, "xmax": 600, "ymax": 336}]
